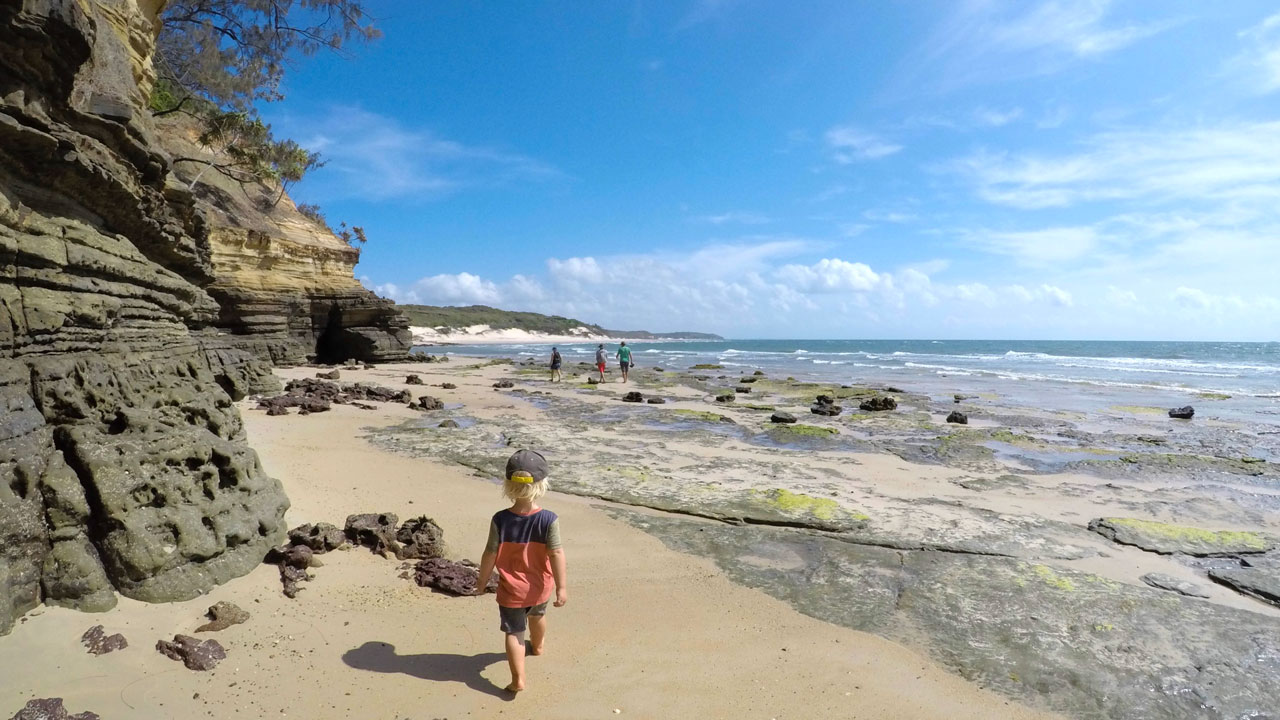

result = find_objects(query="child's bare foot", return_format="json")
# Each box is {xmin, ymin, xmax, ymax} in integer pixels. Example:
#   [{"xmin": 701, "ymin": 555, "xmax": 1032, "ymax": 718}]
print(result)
[{"xmin": 505, "ymin": 681, "xmax": 524, "ymax": 693}]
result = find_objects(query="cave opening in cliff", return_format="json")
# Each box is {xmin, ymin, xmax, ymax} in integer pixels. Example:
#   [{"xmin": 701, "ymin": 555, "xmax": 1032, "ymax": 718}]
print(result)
[{"xmin": 314, "ymin": 305, "xmax": 373, "ymax": 364}]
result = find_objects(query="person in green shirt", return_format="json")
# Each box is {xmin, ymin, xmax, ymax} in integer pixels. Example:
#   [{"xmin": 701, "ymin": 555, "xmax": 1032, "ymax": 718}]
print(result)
[{"xmin": 615, "ymin": 342, "xmax": 633, "ymax": 383}]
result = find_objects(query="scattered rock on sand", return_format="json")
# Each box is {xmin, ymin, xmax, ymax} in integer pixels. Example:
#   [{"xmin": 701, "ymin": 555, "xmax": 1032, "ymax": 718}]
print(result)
[
  {"xmin": 1141, "ymin": 573, "xmax": 1211, "ymax": 598},
  {"xmin": 1087, "ymin": 517, "xmax": 1274, "ymax": 556},
  {"xmin": 735, "ymin": 386, "xmax": 751, "ymax": 393},
  {"xmin": 1208, "ymin": 568, "xmax": 1280, "ymax": 608},
  {"xmin": 954, "ymin": 394, "xmax": 975, "ymax": 403},
  {"xmin": 441, "ymin": 382, "xmax": 457, "ymax": 389},
  {"xmin": 196, "ymin": 601, "xmax": 250, "ymax": 633},
  {"xmin": 1169, "ymin": 406, "xmax": 1195, "ymax": 419},
  {"xmin": 9, "ymin": 698, "xmax": 100, "ymax": 720},
  {"xmin": 493, "ymin": 380, "xmax": 514, "ymax": 389},
  {"xmin": 622, "ymin": 391, "xmax": 644, "ymax": 403},
  {"xmin": 859, "ymin": 396, "xmax": 897, "ymax": 412},
  {"xmin": 646, "ymin": 397, "xmax": 666, "ymax": 404},
  {"xmin": 80, "ymin": 626, "xmax": 127, "ymax": 655},
  {"xmin": 771, "ymin": 412, "xmax": 798, "ymax": 424},
  {"xmin": 810, "ymin": 395, "xmax": 842, "ymax": 416},
  {"xmin": 753, "ymin": 370, "xmax": 766, "ymax": 376},
  {"xmin": 438, "ymin": 419, "xmax": 460, "ymax": 428},
  {"xmin": 405, "ymin": 374, "xmax": 424, "ymax": 385},
  {"xmin": 288, "ymin": 523, "xmax": 346, "ymax": 553},
  {"xmin": 265, "ymin": 404, "xmax": 289, "ymax": 416},
  {"xmin": 156, "ymin": 635, "xmax": 226, "ymax": 671},
  {"xmin": 316, "ymin": 369, "xmax": 340, "ymax": 380},
  {"xmin": 413, "ymin": 395, "xmax": 444, "ymax": 411},
  {"xmin": 586, "ymin": 377, "xmax": 601, "ymax": 384},
  {"xmin": 715, "ymin": 393, "xmax": 735, "ymax": 403},
  {"xmin": 946, "ymin": 411, "xmax": 968, "ymax": 424},
  {"xmin": 410, "ymin": 558, "xmax": 497, "ymax": 596},
  {"xmin": 266, "ymin": 544, "xmax": 317, "ymax": 598},
  {"xmin": 738, "ymin": 377, "xmax": 758, "ymax": 384},
  {"xmin": 395, "ymin": 516, "xmax": 445, "ymax": 560},
  {"xmin": 345, "ymin": 513, "xmax": 401, "ymax": 557}
]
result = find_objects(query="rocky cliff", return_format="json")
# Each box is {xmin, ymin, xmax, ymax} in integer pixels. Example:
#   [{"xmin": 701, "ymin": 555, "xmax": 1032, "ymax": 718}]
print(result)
[
  {"xmin": 0, "ymin": 0, "xmax": 289, "ymax": 634},
  {"xmin": 156, "ymin": 117, "xmax": 412, "ymax": 366}
]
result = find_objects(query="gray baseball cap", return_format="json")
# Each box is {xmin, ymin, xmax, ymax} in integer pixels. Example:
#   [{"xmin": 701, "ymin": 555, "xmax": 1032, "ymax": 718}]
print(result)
[{"xmin": 505, "ymin": 449, "xmax": 548, "ymax": 482}]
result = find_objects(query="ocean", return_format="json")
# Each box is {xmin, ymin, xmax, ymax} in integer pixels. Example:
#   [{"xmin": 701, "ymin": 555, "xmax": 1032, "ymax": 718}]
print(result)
[{"xmin": 417, "ymin": 339, "xmax": 1280, "ymax": 421}]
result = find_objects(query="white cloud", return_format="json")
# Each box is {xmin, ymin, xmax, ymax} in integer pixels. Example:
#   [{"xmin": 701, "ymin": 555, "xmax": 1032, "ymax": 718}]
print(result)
[
  {"xmin": 273, "ymin": 105, "xmax": 558, "ymax": 202},
  {"xmin": 1172, "ymin": 286, "xmax": 1212, "ymax": 310},
  {"xmin": 776, "ymin": 258, "xmax": 883, "ymax": 293},
  {"xmin": 862, "ymin": 209, "xmax": 918, "ymax": 223},
  {"xmin": 959, "ymin": 226, "xmax": 1100, "ymax": 266},
  {"xmin": 824, "ymin": 126, "xmax": 903, "ymax": 163},
  {"xmin": 385, "ymin": 272, "xmax": 502, "ymax": 305},
  {"xmin": 695, "ymin": 211, "xmax": 772, "ymax": 225},
  {"xmin": 1230, "ymin": 12, "xmax": 1280, "ymax": 94},
  {"xmin": 1039, "ymin": 283, "xmax": 1073, "ymax": 307},
  {"xmin": 987, "ymin": 1, "xmax": 1173, "ymax": 58},
  {"xmin": 973, "ymin": 106, "xmax": 1024, "ymax": 127},
  {"xmin": 955, "ymin": 122, "xmax": 1280, "ymax": 209}
]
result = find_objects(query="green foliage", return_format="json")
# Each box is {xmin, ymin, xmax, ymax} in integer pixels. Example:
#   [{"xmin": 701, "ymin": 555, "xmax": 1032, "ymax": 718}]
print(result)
[{"xmin": 155, "ymin": 0, "xmax": 379, "ymax": 113}]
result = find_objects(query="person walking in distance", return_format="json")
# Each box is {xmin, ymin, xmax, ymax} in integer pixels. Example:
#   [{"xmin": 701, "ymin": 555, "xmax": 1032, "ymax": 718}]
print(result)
[
  {"xmin": 594, "ymin": 343, "xmax": 607, "ymax": 382},
  {"xmin": 616, "ymin": 342, "xmax": 633, "ymax": 383},
  {"xmin": 549, "ymin": 347, "xmax": 562, "ymax": 382}
]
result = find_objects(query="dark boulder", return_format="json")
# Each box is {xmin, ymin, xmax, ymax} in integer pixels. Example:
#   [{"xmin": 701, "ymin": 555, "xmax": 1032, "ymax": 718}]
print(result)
[
  {"xmin": 715, "ymin": 393, "xmax": 735, "ymax": 403},
  {"xmin": 80, "ymin": 626, "xmax": 127, "ymax": 655},
  {"xmin": 586, "ymin": 377, "xmax": 601, "ymax": 385},
  {"xmin": 405, "ymin": 374, "xmax": 424, "ymax": 385},
  {"xmin": 410, "ymin": 558, "xmax": 497, "ymax": 596},
  {"xmin": 646, "ymin": 397, "xmax": 667, "ymax": 404},
  {"xmin": 195, "ymin": 601, "xmax": 249, "ymax": 633},
  {"xmin": 811, "ymin": 395, "xmax": 842, "ymax": 416},
  {"xmin": 414, "ymin": 395, "xmax": 444, "ymax": 411},
  {"xmin": 156, "ymin": 635, "xmax": 227, "ymax": 671},
  {"xmin": 316, "ymin": 369, "xmax": 340, "ymax": 380},
  {"xmin": 395, "ymin": 517, "xmax": 445, "ymax": 560},
  {"xmin": 493, "ymin": 380, "xmax": 514, "ymax": 389},
  {"xmin": 265, "ymin": 404, "xmax": 289, "ymax": 416},
  {"xmin": 622, "ymin": 392, "xmax": 644, "ymax": 403},
  {"xmin": 438, "ymin": 419, "xmax": 460, "ymax": 428},
  {"xmin": 266, "ymin": 543, "xmax": 316, "ymax": 599},
  {"xmin": 771, "ymin": 412, "xmax": 798, "ymax": 424},
  {"xmin": 738, "ymin": 377, "xmax": 758, "ymax": 384},
  {"xmin": 735, "ymin": 386, "xmax": 751, "ymax": 393},
  {"xmin": 345, "ymin": 513, "xmax": 401, "ymax": 557},
  {"xmin": 753, "ymin": 370, "xmax": 766, "ymax": 376},
  {"xmin": 859, "ymin": 396, "xmax": 898, "ymax": 412},
  {"xmin": 9, "ymin": 699, "xmax": 100, "ymax": 720},
  {"xmin": 946, "ymin": 411, "xmax": 968, "ymax": 424},
  {"xmin": 884, "ymin": 386, "xmax": 904, "ymax": 393},
  {"xmin": 287, "ymin": 523, "xmax": 346, "ymax": 553},
  {"xmin": 441, "ymin": 383, "xmax": 458, "ymax": 390},
  {"xmin": 954, "ymin": 394, "xmax": 975, "ymax": 403},
  {"xmin": 1169, "ymin": 406, "xmax": 1195, "ymax": 419}
]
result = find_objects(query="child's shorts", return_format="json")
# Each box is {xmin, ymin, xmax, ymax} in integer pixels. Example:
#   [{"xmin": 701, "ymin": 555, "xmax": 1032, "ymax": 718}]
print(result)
[{"xmin": 499, "ymin": 602, "xmax": 549, "ymax": 635}]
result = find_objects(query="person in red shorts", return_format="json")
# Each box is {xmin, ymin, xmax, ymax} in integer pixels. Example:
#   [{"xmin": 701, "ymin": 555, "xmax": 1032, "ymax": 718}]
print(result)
[
  {"xmin": 594, "ymin": 343, "xmax": 607, "ymax": 382},
  {"xmin": 474, "ymin": 449, "xmax": 568, "ymax": 693}
]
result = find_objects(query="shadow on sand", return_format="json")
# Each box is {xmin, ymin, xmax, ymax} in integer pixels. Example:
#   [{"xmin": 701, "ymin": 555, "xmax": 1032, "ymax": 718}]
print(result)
[{"xmin": 343, "ymin": 641, "xmax": 512, "ymax": 700}]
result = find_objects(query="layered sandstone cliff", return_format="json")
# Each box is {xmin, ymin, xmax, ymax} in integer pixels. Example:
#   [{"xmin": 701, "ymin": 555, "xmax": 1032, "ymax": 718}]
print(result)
[
  {"xmin": 0, "ymin": 0, "xmax": 288, "ymax": 633},
  {"xmin": 156, "ymin": 117, "xmax": 412, "ymax": 365}
]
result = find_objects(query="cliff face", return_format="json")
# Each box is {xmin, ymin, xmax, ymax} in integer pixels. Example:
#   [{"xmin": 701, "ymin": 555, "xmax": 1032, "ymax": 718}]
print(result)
[
  {"xmin": 0, "ymin": 0, "xmax": 288, "ymax": 633},
  {"xmin": 157, "ymin": 117, "xmax": 413, "ymax": 365}
]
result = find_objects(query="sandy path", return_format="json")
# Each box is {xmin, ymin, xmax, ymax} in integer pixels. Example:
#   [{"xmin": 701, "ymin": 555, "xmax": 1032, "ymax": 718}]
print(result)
[{"xmin": 0, "ymin": 363, "xmax": 1061, "ymax": 719}]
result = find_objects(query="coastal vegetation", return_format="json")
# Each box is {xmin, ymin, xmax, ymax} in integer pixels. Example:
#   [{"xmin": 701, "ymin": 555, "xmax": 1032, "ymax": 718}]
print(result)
[{"xmin": 401, "ymin": 304, "xmax": 723, "ymax": 339}]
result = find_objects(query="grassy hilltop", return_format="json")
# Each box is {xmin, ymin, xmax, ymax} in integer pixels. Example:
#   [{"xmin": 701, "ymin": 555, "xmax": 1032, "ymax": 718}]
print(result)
[{"xmin": 398, "ymin": 304, "xmax": 722, "ymax": 340}]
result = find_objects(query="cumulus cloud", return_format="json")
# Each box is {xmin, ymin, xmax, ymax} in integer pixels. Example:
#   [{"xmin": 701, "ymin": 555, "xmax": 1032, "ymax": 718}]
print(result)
[
  {"xmin": 775, "ymin": 259, "xmax": 883, "ymax": 293},
  {"xmin": 825, "ymin": 126, "xmax": 902, "ymax": 163}
]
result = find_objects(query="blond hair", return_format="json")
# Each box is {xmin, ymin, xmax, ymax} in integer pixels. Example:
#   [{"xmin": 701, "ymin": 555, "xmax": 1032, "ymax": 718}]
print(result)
[{"xmin": 503, "ymin": 476, "xmax": 550, "ymax": 503}]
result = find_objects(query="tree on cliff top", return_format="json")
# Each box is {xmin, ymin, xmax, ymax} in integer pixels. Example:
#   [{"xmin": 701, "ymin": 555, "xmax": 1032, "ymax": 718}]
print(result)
[
  {"xmin": 153, "ymin": 0, "xmax": 374, "ymax": 210},
  {"xmin": 155, "ymin": 0, "xmax": 379, "ymax": 113}
]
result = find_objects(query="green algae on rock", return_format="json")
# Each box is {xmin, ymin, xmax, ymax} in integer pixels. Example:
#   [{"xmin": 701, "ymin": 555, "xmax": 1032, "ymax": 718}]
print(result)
[
  {"xmin": 1088, "ymin": 517, "xmax": 1274, "ymax": 556},
  {"xmin": 766, "ymin": 423, "xmax": 839, "ymax": 437}
]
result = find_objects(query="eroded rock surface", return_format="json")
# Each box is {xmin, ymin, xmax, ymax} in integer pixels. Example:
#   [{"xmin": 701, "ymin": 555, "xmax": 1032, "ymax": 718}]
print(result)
[
  {"xmin": 195, "ymin": 601, "xmax": 249, "ymax": 633},
  {"xmin": 1141, "ymin": 573, "xmax": 1210, "ymax": 598},
  {"xmin": 8, "ymin": 698, "xmax": 100, "ymax": 720},
  {"xmin": 1089, "ymin": 517, "xmax": 1275, "ymax": 556},
  {"xmin": 409, "ymin": 558, "xmax": 496, "ymax": 596},
  {"xmin": 80, "ymin": 625, "xmax": 127, "ymax": 655},
  {"xmin": 1209, "ymin": 568, "xmax": 1280, "ymax": 608},
  {"xmin": 346, "ymin": 513, "xmax": 400, "ymax": 557},
  {"xmin": 156, "ymin": 634, "xmax": 226, "ymax": 671},
  {"xmin": 0, "ymin": 0, "xmax": 287, "ymax": 634},
  {"xmin": 287, "ymin": 522, "xmax": 346, "ymax": 553},
  {"xmin": 395, "ymin": 516, "xmax": 445, "ymax": 560}
]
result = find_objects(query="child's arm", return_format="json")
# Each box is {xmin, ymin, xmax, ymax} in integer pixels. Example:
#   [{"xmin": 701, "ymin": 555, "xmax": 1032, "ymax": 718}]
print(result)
[
  {"xmin": 550, "ymin": 548, "xmax": 568, "ymax": 606},
  {"xmin": 474, "ymin": 520, "xmax": 499, "ymax": 596},
  {"xmin": 474, "ymin": 550, "xmax": 497, "ymax": 596}
]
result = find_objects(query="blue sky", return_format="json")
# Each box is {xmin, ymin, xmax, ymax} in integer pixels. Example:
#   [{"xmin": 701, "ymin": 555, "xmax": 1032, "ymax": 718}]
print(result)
[{"xmin": 265, "ymin": 0, "xmax": 1280, "ymax": 339}]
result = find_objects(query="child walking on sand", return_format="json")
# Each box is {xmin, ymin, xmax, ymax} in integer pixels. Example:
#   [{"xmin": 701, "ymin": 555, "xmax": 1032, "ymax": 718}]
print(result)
[{"xmin": 474, "ymin": 449, "xmax": 568, "ymax": 693}]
